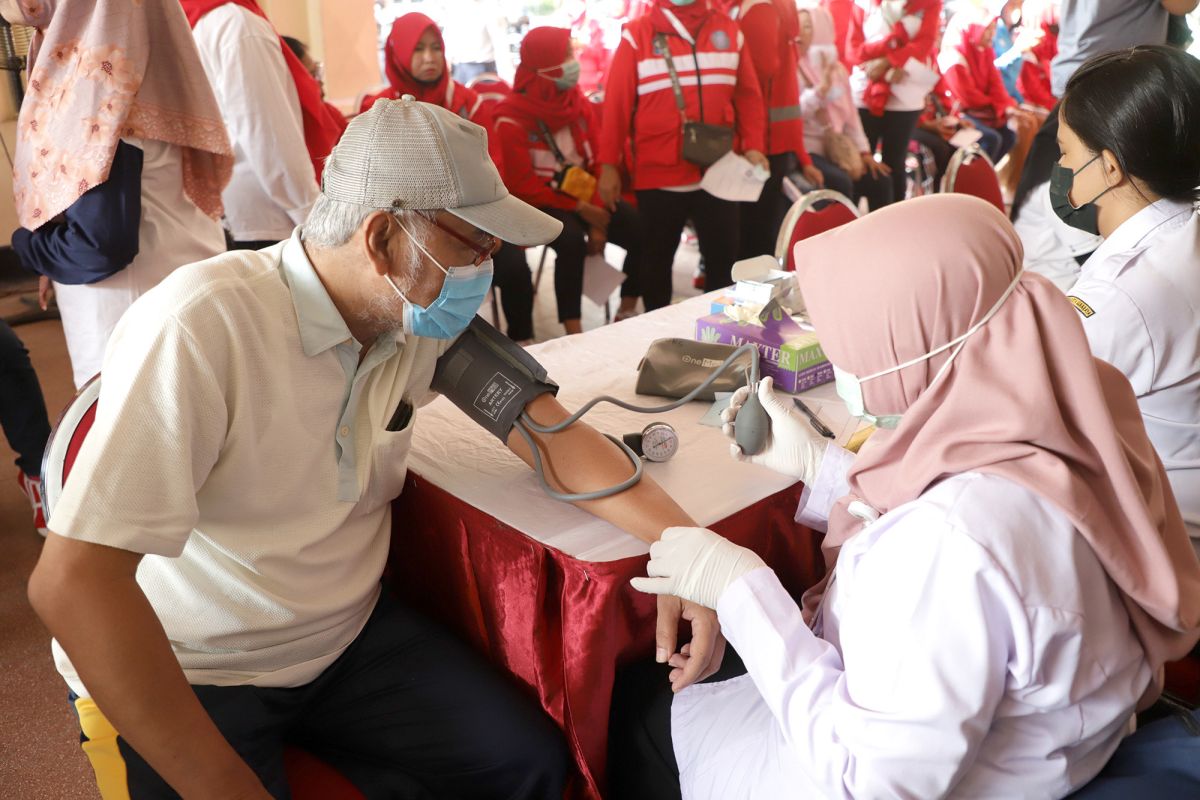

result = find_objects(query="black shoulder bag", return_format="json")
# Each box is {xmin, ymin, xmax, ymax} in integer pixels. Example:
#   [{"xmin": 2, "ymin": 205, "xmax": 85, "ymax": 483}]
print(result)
[{"xmin": 653, "ymin": 33, "xmax": 734, "ymax": 168}]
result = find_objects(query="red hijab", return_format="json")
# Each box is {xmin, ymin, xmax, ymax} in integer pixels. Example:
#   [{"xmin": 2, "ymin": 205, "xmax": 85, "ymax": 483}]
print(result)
[
  {"xmin": 381, "ymin": 13, "xmax": 451, "ymax": 105},
  {"xmin": 954, "ymin": 14, "xmax": 1000, "ymax": 83},
  {"xmin": 180, "ymin": 0, "xmax": 343, "ymax": 181},
  {"xmin": 495, "ymin": 27, "xmax": 585, "ymax": 132},
  {"xmin": 651, "ymin": 0, "xmax": 712, "ymax": 38}
]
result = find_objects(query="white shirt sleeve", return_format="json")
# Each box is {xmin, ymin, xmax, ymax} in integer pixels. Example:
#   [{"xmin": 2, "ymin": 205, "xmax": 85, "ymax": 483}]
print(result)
[
  {"xmin": 1067, "ymin": 277, "xmax": 1156, "ymax": 395},
  {"xmin": 795, "ymin": 443, "xmax": 854, "ymax": 530},
  {"xmin": 194, "ymin": 8, "xmax": 318, "ymax": 226},
  {"xmin": 47, "ymin": 311, "xmax": 227, "ymax": 557},
  {"xmin": 716, "ymin": 517, "xmax": 1016, "ymax": 799}
]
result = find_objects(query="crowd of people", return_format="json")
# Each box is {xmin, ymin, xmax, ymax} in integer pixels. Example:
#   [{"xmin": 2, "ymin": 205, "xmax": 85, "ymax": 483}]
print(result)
[{"xmin": 3, "ymin": 0, "xmax": 1200, "ymax": 797}]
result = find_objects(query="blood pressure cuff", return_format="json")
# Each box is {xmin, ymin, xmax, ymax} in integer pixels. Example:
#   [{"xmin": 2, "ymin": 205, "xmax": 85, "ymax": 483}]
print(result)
[{"xmin": 431, "ymin": 316, "xmax": 559, "ymax": 441}]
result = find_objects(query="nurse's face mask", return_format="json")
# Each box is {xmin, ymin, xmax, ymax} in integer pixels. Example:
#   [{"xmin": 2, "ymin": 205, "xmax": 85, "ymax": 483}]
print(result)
[
  {"xmin": 833, "ymin": 270, "xmax": 1025, "ymax": 428},
  {"xmin": 1049, "ymin": 155, "xmax": 1114, "ymax": 236}
]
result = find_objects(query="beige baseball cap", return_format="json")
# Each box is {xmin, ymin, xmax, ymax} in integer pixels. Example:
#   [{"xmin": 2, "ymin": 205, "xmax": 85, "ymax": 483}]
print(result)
[{"xmin": 321, "ymin": 95, "xmax": 563, "ymax": 247}]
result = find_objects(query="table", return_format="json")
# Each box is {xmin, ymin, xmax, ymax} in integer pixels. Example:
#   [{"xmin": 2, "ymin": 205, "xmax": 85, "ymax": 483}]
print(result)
[{"xmin": 388, "ymin": 294, "xmax": 848, "ymax": 799}]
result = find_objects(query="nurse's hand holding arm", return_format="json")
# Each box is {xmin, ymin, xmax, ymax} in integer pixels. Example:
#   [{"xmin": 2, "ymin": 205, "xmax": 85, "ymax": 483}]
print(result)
[
  {"xmin": 632, "ymin": 527, "xmax": 768, "ymax": 609},
  {"xmin": 721, "ymin": 377, "xmax": 826, "ymax": 483}
]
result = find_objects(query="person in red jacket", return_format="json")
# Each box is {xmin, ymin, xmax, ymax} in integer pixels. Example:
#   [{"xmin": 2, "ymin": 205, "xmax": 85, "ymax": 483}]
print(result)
[
  {"xmin": 937, "ymin": 12, "xmax": 1018, "ymax": 163},
  {"xmin": 361, "ymin": 12, "xmax": 535, "ymax": 342},
  {"xmin": 597, "ymin": 0, "xmax": 768, "ymax": 311},
  {"xmin": 495, "ymin": 27, "xmax": 643, "ymax": 335},
  {"xmin": 1016, "ymin": 2, "xmax": 1058, "ymax": 110},
  {"xmin": 823, "ymin": 0, "xmax": 856, "ymax": 70},
  {"xmin": 847, "ymin": 0, "xmax": 943, "ymax": 205},
  {"xmin": 719, "ymin": 0, "xmax": 825, "ymax": 259}
]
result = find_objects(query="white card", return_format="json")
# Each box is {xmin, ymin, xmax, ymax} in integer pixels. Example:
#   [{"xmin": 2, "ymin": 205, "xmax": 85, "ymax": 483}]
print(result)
[
  {"xmin": 582, "ymin": 254, "xmax": 627, "ymax": 306},
  {"xmin": 949, "ymin": 127, "xmax": 984, "ymax": 149},
  {"xmin": 700, "ymin": 152, "xmax": 768, "ymax": 203}
]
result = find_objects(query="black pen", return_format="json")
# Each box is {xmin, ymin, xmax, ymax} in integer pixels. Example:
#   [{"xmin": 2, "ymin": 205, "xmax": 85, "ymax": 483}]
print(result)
[{"xmin": 793, "ymin": 398, "xmax": 835, "ymax": 439}]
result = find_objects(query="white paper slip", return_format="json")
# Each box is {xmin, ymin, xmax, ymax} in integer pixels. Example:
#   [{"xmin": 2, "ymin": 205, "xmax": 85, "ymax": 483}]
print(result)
[
  {"xmin": 582, "ymin": 254, "xmax": 627, "ymax": 306},
  {"xmin": 949, "ymin": 127, "xmax": 984, "ymax": 149},
  {"xmin": 698, "ymin": 393, "xmax": 734, "ymax": 428},
  {"xmin": 700, "ymin": 152, "xmax": 768, "ymax": 203}
]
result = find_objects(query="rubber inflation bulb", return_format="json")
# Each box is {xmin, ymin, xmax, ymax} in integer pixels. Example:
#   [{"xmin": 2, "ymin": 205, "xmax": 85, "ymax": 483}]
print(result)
[{"xmin": 735, "ymin": 387, "xmax": 769, "ymax": 456}]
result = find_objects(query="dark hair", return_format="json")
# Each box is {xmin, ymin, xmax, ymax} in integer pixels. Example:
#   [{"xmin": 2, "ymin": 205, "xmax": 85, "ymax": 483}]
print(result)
[
  {"xmin": 1061, "ymin": 44, "xmax": 1200, "ymax": 204},
  {"xmin": 282, "ymin": 35, "xmax": 308, "ymax": 62}
]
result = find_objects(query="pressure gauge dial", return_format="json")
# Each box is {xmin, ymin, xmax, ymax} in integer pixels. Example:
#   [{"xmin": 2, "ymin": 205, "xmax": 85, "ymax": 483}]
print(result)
[{"xmin": 639, "ymin": 422, "xmax": 679, "ymax": 463}]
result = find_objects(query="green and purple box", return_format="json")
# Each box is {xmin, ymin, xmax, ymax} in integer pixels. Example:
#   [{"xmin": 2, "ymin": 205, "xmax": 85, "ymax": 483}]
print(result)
[{"xmin": 694, "ymin": 308, "xmax": 832, "ymax": 393}]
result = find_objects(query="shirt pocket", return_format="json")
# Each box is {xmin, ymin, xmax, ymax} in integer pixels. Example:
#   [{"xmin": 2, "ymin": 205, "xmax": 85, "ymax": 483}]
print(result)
[{"xmin": 361, "ymin": 409, "xmax": 416, "ymax": 512}]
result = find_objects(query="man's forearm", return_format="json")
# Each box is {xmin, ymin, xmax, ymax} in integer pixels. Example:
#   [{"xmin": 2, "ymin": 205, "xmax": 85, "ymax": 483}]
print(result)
[
  {"xmin": 507, "ymin": 395, "xmax": 697, "ymax": 542},
  {"xmin": 28, "ymin": 534, "xmax": 266, "ymax": 799}
]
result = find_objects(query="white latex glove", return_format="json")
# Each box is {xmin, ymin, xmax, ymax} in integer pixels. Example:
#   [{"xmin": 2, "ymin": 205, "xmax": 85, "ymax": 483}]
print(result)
[
  {"xmin": 721, "ymin": 376, "xmax": 826, "ymax": 484},
  {"xmin": 631, "ymin": 526, "xmax": 767, "ymax": 609}
]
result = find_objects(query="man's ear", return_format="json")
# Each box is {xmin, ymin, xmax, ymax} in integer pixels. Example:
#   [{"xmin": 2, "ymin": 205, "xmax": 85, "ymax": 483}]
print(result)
[
  {"xmin": 1100, "ymin": 149, "xmax": 1126, "ymax": 188},
  {"xmin": 363, "ymin": 211, "xmax": 396, "ymax": 278}
]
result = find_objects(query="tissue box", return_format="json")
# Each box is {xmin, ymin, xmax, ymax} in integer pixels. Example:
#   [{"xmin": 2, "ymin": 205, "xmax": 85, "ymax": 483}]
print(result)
[{"xmin": 694, "ymin": 312, "xmax": 832, "ymax": 393}]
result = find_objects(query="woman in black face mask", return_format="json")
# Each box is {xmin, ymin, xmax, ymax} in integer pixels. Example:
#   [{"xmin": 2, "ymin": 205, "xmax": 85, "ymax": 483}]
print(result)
[{"xmin": 1054, "ymin": 44, "xmax": 1200, "ymax": 558}]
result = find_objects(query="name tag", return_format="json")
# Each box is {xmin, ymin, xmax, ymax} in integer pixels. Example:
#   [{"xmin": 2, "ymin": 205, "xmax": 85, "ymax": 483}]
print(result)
[{"xmin": 1068, "ymin": 296, "xmax": 1096, "ymax": 318}]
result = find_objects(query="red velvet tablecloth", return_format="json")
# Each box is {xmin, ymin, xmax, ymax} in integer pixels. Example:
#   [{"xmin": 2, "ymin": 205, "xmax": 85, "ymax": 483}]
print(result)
[{"xmin": 388, "ymin": 474, "xmax": 825, "ymax": 800}]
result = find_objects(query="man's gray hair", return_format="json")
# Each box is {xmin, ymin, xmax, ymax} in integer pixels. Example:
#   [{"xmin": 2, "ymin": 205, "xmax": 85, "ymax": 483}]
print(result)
[{"xmin": 301, "ymin": 194, "xmax": 437, "ymax": 248}]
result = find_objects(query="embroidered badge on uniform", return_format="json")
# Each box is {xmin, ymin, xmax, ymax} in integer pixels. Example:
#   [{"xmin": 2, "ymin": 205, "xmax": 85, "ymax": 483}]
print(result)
[
  {"xmin": 712, "ymin": 30, "xmax": 730, "ymax": 50},
  {"xmin": 1068, "ymin": 296, "xmax": 1095, "ymax": 318}
]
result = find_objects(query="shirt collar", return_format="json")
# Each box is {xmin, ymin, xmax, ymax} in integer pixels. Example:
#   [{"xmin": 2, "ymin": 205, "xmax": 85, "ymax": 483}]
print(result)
[
  {"xmin": 280, "ymin": 229, "xmax": 357, "ymax": 357},
  {"xmin": 1083, "ymin": 198, "xmax": 1196, "ymax": 277}
]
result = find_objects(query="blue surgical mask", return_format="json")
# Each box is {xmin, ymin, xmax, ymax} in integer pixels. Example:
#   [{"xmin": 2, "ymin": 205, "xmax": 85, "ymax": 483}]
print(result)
[
  {"xmin": 386, "ymin": 223, "xmax": 493, "ymax": 339},
  {"xmin": 833, "ymin": 269, "xmax": 1025, "ymax": 428},
  {"xmin": 1049, "ymin": 155, "xmax": 1113, "ymax": 236}
]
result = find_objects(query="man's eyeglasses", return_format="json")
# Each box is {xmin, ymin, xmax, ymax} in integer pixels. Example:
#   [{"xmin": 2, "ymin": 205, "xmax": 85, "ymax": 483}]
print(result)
[{"xmin": 425, "ymin": 215, "xmax": 500, "ymax": 267}]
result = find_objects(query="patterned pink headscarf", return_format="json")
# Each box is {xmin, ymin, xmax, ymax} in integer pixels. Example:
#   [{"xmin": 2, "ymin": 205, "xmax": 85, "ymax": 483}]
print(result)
[
  {"xmin": 797, "ymin": 194, "xmax": 1200, "ymax": 677},
  {"xmin": 11, "ymin": 0, "xmax": 232, "ymax": 230}
]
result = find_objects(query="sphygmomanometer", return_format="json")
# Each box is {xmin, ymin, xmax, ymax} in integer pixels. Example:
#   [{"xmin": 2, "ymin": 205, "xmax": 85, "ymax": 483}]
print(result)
[{"xmin": 432, "ymin": 317, "xmax": 769, "ymax": 502}]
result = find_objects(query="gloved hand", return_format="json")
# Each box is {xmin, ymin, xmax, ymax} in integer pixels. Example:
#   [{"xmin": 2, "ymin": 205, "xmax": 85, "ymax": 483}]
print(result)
[
  {"xmin": 721, "ymin": 376, "xmax": 826, "ymax": 484},
  {"xmin": 631, "ymin": 527, "xmax": 767, "ymax": 610}
]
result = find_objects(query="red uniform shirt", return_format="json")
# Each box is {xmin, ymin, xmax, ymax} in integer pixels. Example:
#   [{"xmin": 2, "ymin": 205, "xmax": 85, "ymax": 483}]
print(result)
[{"xmin": 597, "ymin": 6, "xmax": 767, "ymax": 191}]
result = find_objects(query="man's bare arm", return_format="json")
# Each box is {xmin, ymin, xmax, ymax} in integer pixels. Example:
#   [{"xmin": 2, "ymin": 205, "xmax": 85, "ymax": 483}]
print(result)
[{"xmin": 505, "ymin": 394, "xmax": 697, "ymax": 541}]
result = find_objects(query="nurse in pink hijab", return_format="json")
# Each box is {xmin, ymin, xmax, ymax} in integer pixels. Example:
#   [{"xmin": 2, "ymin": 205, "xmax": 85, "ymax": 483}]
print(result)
[{"xmin": 623, "ymin": 194, "xmax": 1200, "ymax": 798}]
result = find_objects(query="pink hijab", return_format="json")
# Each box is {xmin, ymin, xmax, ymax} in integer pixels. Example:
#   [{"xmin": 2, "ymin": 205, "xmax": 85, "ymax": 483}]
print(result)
[
  {"xmin": 12, "ymin": 0, "xmax": 232, "ymax": 230},
  {"xmin": 796, "ymin": 194, "xmax": 1200, "ymax": 676},
  {"xmin": 796, "ymin": 4, "xmax": 858, "ymax": 135}
]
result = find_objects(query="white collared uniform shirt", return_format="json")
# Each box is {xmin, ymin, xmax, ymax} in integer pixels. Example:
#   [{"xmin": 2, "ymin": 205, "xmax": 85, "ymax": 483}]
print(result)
[
  {"xmin": 1014, "ymin": 181, "xmax": 1102, "ymax": 292},
  {"xmin": 191, "ymin": 5, "xmax": 319, "ymax": 242},
  {"xmin": 1066, "ymin": 199, "xmax": 1200, "ymax": 547},
  {"xmin": 49, "ymin": 231, "xmax": 448, "ymax": 696},
  {"xmin": 671, "ymin": 445, "xmax": 1150, "ymax": 799}
]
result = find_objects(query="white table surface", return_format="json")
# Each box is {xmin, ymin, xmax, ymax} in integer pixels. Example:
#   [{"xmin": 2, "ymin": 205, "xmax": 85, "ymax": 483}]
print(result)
[{"xmin": 407, "ymin": 293, "xmax": 856, "ymax": 562}]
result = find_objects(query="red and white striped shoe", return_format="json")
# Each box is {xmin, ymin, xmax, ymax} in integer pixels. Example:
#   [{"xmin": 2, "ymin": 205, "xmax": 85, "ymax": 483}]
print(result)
[{"xmin": 16, "ymin": 470, "xmax": 48, "ymax": 537}]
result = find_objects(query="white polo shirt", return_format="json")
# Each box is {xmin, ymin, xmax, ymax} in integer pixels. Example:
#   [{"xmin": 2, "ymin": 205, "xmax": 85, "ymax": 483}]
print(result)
[
  {"xmin": 49, "ymin": 231, "xmax": 447, "ymax": 696},
  {"xmin": 1067, "ymin": 199, "xmax": 1200, "ymax": 544}
]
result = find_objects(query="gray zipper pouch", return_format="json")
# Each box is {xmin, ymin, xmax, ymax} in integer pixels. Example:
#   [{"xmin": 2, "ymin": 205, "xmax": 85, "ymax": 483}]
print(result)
[{"xmin": 635, "ymin": 338, "xmax": 754, "ymax": 401}]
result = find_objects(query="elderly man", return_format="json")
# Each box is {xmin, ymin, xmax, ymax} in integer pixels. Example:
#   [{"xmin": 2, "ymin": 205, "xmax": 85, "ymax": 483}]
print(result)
[{"xmin": 28, "ymin": 98, "xmax": 717, "ymax": 799}]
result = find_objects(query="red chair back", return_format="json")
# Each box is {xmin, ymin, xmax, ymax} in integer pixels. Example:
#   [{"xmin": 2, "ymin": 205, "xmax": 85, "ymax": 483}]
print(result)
[
  {"xmin": 942, "ymin": 144, "xmax": 1005, "ymax": 212},
  {"xmin": 467, "ymin": 73, "xmax": 511, "ymax": 117},
  {"xmin": 41, "ymin": 378, "xmax": 365, "ymax": 800},
  {"xmin": 774, "ymin": 190, "xmax": 860, "ymax": 271}
]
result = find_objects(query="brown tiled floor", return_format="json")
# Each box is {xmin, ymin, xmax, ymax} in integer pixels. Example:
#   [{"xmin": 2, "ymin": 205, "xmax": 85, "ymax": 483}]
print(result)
[{"xmin": 0, "ymin": 307, "xmax": 99, "ymax": 799}]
